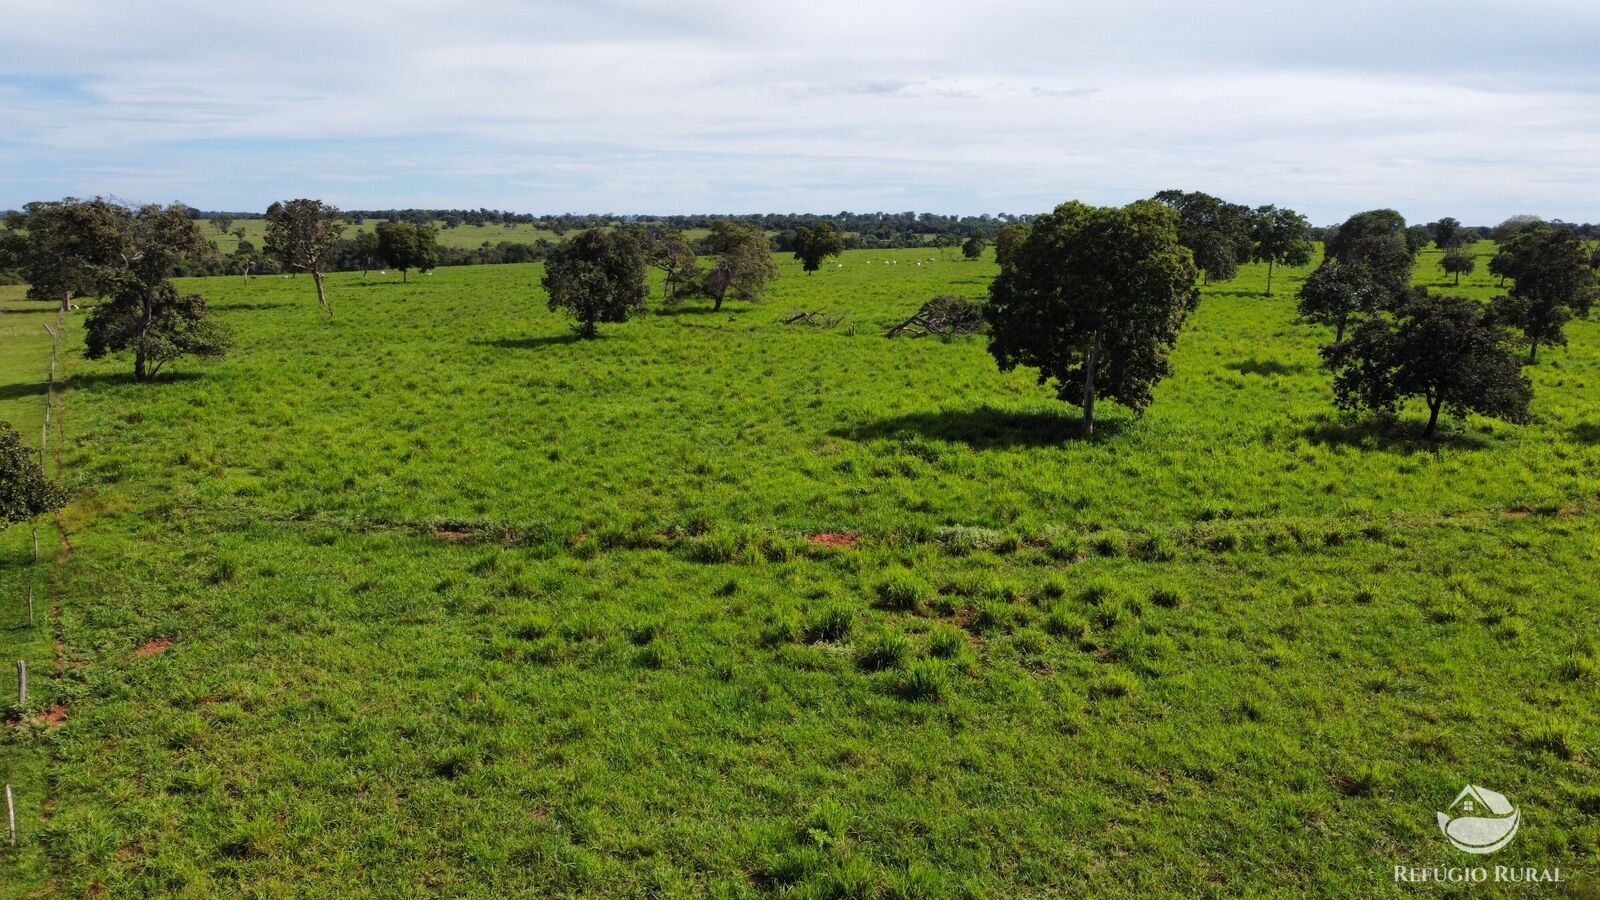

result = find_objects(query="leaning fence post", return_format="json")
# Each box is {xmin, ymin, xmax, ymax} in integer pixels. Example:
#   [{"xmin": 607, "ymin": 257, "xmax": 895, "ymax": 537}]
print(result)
[
  {"xmin": 15, "ymin": 660, "xmax": 25, "ymax": 708},
  {"xmin": 5, "ymin": 784, "xmax": 14, "ymax": 846},
  {"xmin": 26, "ymin": 585, "xmax": 33, "ymax": 628}
]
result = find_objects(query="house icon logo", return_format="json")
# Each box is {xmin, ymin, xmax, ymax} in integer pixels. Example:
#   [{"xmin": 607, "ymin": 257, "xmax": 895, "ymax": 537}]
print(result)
[{"xmin": 1437, "ymin": 785, "xmax": 1520, "ymax": 854}]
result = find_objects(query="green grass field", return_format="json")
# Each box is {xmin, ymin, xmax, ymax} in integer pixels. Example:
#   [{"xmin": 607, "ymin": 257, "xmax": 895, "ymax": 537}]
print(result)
[{"xmin": 2, "ymin": 240, "xmax": 1598, "ymax": 896}]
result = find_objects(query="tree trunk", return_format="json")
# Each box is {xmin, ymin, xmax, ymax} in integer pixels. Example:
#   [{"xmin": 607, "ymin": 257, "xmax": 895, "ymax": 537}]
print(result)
[
  {"xmin": 1266, "ymin": 260, "xmax": 1275, "ymax": 296},
  {"xmin": 313, "ymin": 271, "xmax": 332, "ymax": 319},
  {"xmin": 1529, "ymin": 340, "xmax": 1539, "ymax": 363},
  {"xmin": 1454, "ymin": 272, "xmax": 1461, "ymax": 285},
  {"xmin": 1335, "ymin": 316, "xmax": 1347, "ymax": 344},
  {"xmin": 581, "ymin": 319, "xmax": 597, "ymax": 339},
  {"xmin": 134, "ymin": 344, "xmax": 148, "ymax": 381},
  {"xmin": 714, "ymin": 291, "xmax": 725, "ymax": 312},
  {"xmin": 1081, "ymin": 332, "xmax": 1100, "ymax": 438},
  {"xmin": 1424, "ymin": 396, "xmax": 1442, "ymax": 437},
  {"xmin": 61, "ymin": 290, "xmax": 73, "ymax": 313},
  {"xmin": 402, "ymin": 268, "xmax": 409, "ymax": 284}
]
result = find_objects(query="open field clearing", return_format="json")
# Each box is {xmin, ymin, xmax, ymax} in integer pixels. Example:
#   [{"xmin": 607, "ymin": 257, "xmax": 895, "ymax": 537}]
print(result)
[{"xmin": 3, "ymin": 243, "xmax": 1598, "ymax": 896}]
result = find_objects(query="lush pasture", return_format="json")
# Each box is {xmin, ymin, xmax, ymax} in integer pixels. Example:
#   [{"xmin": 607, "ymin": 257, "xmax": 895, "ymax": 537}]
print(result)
[{"xmin": 3, "ymin": 242, "xmax": 1599, "ymax": 896}]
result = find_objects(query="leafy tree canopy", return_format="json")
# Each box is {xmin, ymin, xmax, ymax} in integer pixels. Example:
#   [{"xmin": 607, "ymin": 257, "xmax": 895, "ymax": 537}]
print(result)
[
  {"xmin": 986, "ymin": 200, "xmax": 1198, "ymax": 437},
  {"xmin": 0, "ymin": 420, "xmax": 65, "ymax": 527},
  {"xmin": 542, "ymin": 229, "xmax": 648, "ymax": 338},
  {"xmin": 1323, "ymin": 294, "xmax": 1531, "ymax": 437}
]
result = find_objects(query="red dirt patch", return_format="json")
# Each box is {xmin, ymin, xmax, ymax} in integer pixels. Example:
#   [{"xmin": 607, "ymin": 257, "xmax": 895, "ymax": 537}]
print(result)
[
  {"xmin": 134, "ymin": 638, "xmax": 172, "ymax": 658},
  {"xmin": 435, "ymin": 529, "xmax": 473, "ymax": 544},
  {"xmin": 1504, "ymin": 508, "xmax": 1533, "ymax": 519},
  {"xmin": 808, "ymin": 533, "xmax": 857, "ymax": 549},
  {"xmin": 34, "ymin": 706, "xmax": 67, "ymax": 726}
]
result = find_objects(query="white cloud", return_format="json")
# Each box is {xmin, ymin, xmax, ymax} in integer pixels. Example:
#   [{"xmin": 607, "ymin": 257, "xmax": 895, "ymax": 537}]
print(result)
[{"xmin": 1, "ymin": 0, "xmax": 1597, "ymax": 221}]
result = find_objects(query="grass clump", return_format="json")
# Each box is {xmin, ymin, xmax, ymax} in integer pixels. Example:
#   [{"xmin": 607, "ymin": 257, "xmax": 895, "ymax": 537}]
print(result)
[
  {"xmin": 856, "ymin": 629, "xmax": 911, "ymax": 671},
  {"xmin": 873, "ymin": 567, "xmax": 933, "ymax": 612}
]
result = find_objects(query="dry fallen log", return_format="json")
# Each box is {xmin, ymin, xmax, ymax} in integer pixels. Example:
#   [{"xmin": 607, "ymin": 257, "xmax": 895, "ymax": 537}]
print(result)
[{"xmin": 886, "ymin": 295, "xmax": 986, "ymax": 341}]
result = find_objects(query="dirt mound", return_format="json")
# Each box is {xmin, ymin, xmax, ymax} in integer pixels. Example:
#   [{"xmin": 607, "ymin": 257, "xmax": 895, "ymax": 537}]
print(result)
[{"xmin": 134, "ymin": 638, "xmax": 172, "ymax": 658}]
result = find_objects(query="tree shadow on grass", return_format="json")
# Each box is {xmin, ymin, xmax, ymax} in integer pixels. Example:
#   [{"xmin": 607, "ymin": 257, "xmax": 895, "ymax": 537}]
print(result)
[
  {"xmin": 474, "ymin": 333, "xmax": 591, "ymax": 350},
  {"xmin": 1571, "ymin": 423, "xmax": 1600, "ymax": 445},
  {"xmin": 839, "ymin": 405, "xmax": 1125, "ymax": 449},
  {"xmin": 1227, "ymin": 357, "xmax": 1308, "ymax": 377},
  {"xmin": 216, "ymin": 302, "xmax": 294, "ymax": 312},
  {"xmin": 1300, "ymin": 416, "xmax": 1492, "ymax": 453},
  {"xmin": 64, "ymin": 370, "xmax": 207, "ymax": 391},
  {"xmin": 653, "ymin": 303, "xmax": 731, "ymax": 317},
  {"xmin": 0, "ymin": 380, "xmax": 48, "ymax": 402}
]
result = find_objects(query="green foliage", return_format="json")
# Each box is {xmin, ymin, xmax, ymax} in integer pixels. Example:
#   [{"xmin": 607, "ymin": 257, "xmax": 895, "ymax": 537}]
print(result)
[
  {"xmin": 792, "ymin": 223, "xmax": 844, "ymax": 274},
  {"xmin": 0, "ymin": 420, "xmax": 65, "ymax": 526},
  {"xmin": 986, "ymin": 200, "xmax": 1199, "ymax": 436},
  {"xmin": 1152, "ymin": 189, "xmax": 1254, "ymax": 283},
  {"xmin": 1323, "ymin": 293, "xmax": 1532, "ymax": 436},
  {"xmin": 1297, "ymin": 259, "xmax": 1386, "ymax": 343},
  {"xmin": 374, "ymin": 221, "xmax": 440, "ymax": 282},
  {"xmin": 1324, "ymin": 209, "xmax": 1416, "ymax": 302},
  {"xmin": 1440, "ymin": 246, "xmax": 1476, "ymax": 285},
  {"xmin": 263, "ymin": 199, "xmax": 345, "ymax": 317},
  {"xmin": 1432, "ymin": 216, "xmax": 1463, "ymax": 250},
  {"xmin": 1489, "ymin": 223, "xmax": 1598, "ymax": 361},
  {"xmin": 1249, "ymin": 204, "xmax": 1314, "ymax": 295},
  {"xmin": 961, "ymin": 235, "xmax": 986, "ymax": 259},
  {"xmin": 541, "ymin": 228, "xmax": 648, "ymax": 338},
  {"xmin": 78, "ymin": 202, "xmax": 231, "ymax": 380},
  {"xmin": 702, "ymin": 220, "xmax": 778, "ymax": 310}
]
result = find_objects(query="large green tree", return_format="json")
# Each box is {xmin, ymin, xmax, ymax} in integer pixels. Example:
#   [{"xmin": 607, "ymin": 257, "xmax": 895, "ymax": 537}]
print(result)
[
  {"xmin": 1489, "ymin": 224, "xmax": 1599, "ymax": 361},
  {"xmin": 1441, "ymin": 246, "xmax": 1475, "ymax": 285},
  {"xmin": 1249, "ymin": 205, "xmax": 1314, "ymax": 296},
  {"xmin": 1432, "ymin": 217, "xmax": 1463, "ymax": 250},
  {"xmin": 702, "ymin": 221, "xmax": 777, "ymax": 311},
  {"xmin": 375, "ymin": 221, "xmax": 440, "ymax": 282},
  {"xmin": 264, "ymin": 199, "xmax": 346, "ymax": 318},
  {"xmin": 1323, "ymin": 294, "xmax": 1531, "ymax": 437},
  {"xmin": 792, "ymin": 223, "xmax": 844, "ymax": 274},
  {"xmin": 1296, "ymin": 259, "xmax": 1385, "ymax": 343},
  {"xmin": 644, "ymin": 230, "xmax": 700, "ymax": 305},
  {"xmin": 1325, "ymin": 209, "xmax": 1416, "ymax": 302},
  {"xmin": 82, "ymin": 203, "xmax": 232, "ymax": 381},
  {"xmin": 0, "ymin": 420, "xmax": 65, "ymax": 528},
  {"xmin": 4, "ymin": 198, "xmax": 128, "ymax": 310},
  {"xmin": 542, "ymin": 229, "xmax": 648, "ymax": 338},
  {"xmin": 986, "ymin": 200, "xmax": 1199, "ymax": 437},
  {"xmin": 1151, "ymin": 190, "xmax": 1254, "ymax": 284}
]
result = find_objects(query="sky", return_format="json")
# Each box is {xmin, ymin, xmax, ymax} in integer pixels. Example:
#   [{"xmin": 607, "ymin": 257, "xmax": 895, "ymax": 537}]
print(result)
[{"xmin": 2, "ymin": 0, "xmax": 1598, "ymax": 225}]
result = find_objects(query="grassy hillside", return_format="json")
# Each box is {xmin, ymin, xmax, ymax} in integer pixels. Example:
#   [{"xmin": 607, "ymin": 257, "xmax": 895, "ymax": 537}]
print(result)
[{"xmin": 2, "ymin": 242, "xmax": 1597, "ymax": 896}]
